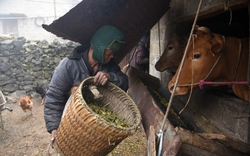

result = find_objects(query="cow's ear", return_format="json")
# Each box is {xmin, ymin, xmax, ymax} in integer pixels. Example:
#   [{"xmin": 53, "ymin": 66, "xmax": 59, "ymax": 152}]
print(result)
[
  {"xmin": 210, "ymin": 35, "xmax": 223, "ymax": 54},
  {"xmin": 197, "ymin": 26, "xmax": 211, "ymax": 38}
]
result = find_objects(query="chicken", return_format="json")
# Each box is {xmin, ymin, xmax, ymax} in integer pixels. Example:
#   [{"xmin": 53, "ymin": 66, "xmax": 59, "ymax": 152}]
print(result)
[
  {"xmin": 19, "ymin": 96, "xmax": 33, "ymax": 118},
  {"xmin": 34, "ymin": 83, "xmax": 48, "ymax": 105}
]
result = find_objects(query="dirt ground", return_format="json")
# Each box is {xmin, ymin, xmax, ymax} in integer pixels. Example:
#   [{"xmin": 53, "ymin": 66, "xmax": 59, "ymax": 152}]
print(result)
[{"xmin": 0, "ymin": 97, "xmax": 147, "ymax": 156}]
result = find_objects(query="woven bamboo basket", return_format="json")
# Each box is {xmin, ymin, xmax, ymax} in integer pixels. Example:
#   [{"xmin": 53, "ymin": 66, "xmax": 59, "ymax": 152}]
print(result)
[{"xmin": 53, "ymin": 77, "xmax": 142, "ymax": 156}]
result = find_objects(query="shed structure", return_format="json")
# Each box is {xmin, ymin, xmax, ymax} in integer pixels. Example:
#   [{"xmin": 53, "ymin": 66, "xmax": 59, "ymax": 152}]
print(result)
[{"xmin": 42, "ymin": 0, "xmax": 250, "ymax": 155}]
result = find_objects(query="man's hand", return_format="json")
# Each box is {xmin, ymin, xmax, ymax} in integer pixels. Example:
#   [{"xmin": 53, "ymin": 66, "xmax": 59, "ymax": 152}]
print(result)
[
  {"xmin": 51, "ymin": 130, "xmax": 57, "ymax": 148},
  {"xmin": 94, "ymin": 71, "xmax": 110, "ymax": 86},
  {"xmin": 51, "ymin": 130, "xmax": 57, "ymax": 140}
]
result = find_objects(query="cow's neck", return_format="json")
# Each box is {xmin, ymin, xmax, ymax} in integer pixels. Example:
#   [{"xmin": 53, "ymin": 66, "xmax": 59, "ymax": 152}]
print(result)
[
  {"xmin": 220, "ymin": 37, "xmax": 249, "ymax": 101},
  {"xmin": 218, "ymin": 37, "xmax": 248, "ymax": 82}
]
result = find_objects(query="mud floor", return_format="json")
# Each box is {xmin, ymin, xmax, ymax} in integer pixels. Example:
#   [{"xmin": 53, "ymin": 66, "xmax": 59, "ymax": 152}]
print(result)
[{"xmin": 0, "ymin": 97, "xmax": 147, "ymax": 156}]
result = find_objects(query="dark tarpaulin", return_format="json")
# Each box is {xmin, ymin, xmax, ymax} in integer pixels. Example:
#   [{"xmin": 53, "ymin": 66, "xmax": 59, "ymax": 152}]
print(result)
[{"xmin": 42, "ymin": 0, "xmax": 170, "ymax": 63}]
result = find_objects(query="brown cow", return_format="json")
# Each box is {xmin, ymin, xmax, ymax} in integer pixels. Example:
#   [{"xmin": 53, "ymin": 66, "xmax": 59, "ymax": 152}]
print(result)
[
  {"xmin": 168, "ymin": 26, "xmax": 249, "ymax": 101},
  {"xmin": 155, "ymin": 34, "xmax": 187, "ymax": 73}
]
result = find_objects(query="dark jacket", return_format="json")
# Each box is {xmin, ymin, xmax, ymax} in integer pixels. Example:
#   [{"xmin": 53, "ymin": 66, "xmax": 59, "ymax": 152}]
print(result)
[
  {"xmin": 130, "ymin": 45, "xmax": 149, "ymax": 72},
  {"xmin": 44, "ymin": 45, "xmax": 128, "ymax": 133},
  {"xmin": 130, "ymin": 33, "xmax": 150, "ymax": 72}
]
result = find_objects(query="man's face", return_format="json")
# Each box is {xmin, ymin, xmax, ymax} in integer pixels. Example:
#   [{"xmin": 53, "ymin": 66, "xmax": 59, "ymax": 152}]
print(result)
[{"xmin": 103, "ymin": 49, "xmax": 114, "ymax": 64}]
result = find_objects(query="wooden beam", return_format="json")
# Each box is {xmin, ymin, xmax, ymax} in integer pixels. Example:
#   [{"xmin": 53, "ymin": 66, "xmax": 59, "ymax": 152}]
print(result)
[
  {"xmin": 176, "ymin": 127, "xmax": 250, "ymax": 156},
  {"xmin": 147, "ymin": 125, "xmax": 156, "ymax": 156},
  {"xmin": 175, "ymin": 0, "xmax": 248, "ymax": 23}
]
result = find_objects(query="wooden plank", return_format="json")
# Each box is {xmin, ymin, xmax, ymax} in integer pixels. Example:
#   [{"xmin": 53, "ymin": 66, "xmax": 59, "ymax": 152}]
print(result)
[
  {"xmin": 200, "ymin": 133, "xmax": 250, "ymax": 154},
  {"xmin": 177, "ymin": 144, "xmax": 218, "ymax": 156},
  {"xmin": 176, "ymin": 127, "xmax": 250, "ymax": 156},
  {"xmin": 147, "ymin": 125, "xmax": 156, "ymax": 156},
  {"xmin": 157, "ymin": 84, "xmax": 250, "ymax": 143},
  {"xmin": 127, "ymin": 67, "xmax": 181, "ymax": 155},
  {"xmin": 154, "ymin": 83, "xmax": 223, "ymax": 133},
  {"xmin": 172, "ymin": 0, "xmax": 248, "ymax": 23}
]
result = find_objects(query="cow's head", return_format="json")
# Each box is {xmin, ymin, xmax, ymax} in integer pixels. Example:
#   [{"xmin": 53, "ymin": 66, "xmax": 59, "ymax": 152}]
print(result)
[
  {"xmin": 155, "ymin": 34, "xmax": 187, "ymax": 73},
  {"xmin": 168, "ymin": 26, "xmax": 225, "ymax": 95}
]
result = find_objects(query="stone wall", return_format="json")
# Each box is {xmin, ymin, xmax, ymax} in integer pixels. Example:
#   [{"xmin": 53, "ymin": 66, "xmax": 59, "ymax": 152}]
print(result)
[{"xmin": 0, "ymin": 37, "xmax": 79, "ymax": 96}]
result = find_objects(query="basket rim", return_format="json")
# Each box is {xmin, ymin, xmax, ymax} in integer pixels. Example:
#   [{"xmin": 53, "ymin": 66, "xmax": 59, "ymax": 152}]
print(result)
[{"xmin": 77, "ymin": 76, "xmax": 142, "ymax": 131}]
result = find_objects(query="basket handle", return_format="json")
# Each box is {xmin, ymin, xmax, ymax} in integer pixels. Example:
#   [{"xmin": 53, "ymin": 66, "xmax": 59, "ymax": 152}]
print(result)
[{"xmin": 46, "ymin": 137, "xmax": 55, "ymax": 156}]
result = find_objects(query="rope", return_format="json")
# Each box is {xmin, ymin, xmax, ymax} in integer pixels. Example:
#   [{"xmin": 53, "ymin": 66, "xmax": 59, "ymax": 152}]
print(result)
[
  {"xmin": 176, "ymin": 35, "xmax": 224, "ymax": 89},
  {"xmin": 199, "ymin": 80, "xmax": 247, "ymax": 89},
  {"xmin": 203, "ymin": 36, "xmax": 225, "ymax": 81},
  {"xmin": 178, "ymin": 34, "xmax": 224, "ymax": 114},
  {"xmin": 248, "ymin": 0, "xmax": 250, "ymax": 108},
  {"xmin": 159, "ymin": 0, "xmax": 204, "ymax": 139},
  {"xmin": 171, "ymin": 36, "xmax": 246, "ymax": 90},
  {"xmin": 248, "ymin": 0, "xmax": 250, "ymax": 87},
  {"xmin": 179, "ymin": 36, "xmax": 196, "ymax": 114},
  {"xmin": 46, "ymin": 138, "xmax": 55, "ymax": 156},
  {"xmin": 157, "ymin": 1, "xmax": 204, "ymax": 154},
  {"xmin": 224, "ymin": 0, "xmax": 232, "ymax": 25},
  {"xmin": 232, "ymin": 39, "xmax": 242, "ymax": 82}
]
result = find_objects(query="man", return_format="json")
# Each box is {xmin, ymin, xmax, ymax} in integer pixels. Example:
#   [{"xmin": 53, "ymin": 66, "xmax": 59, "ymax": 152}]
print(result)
[{"xmin": 44, "ymin": 25, "xmax": 128, "ymax": 139}]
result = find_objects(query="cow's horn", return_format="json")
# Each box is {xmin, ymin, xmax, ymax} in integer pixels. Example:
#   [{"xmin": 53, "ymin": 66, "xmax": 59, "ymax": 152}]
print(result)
[
  {"xmin": 197, "ymin": 26, "xmax": 211, "ymax": 35},
  {"xmin": 194, "ymin": 25, "xmax": 199, "ymax": 30}
]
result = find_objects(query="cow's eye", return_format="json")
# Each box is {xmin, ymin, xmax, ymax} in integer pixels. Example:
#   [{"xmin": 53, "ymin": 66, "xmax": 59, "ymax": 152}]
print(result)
[
  {"xmin": 193, "ymin": 53, "xmax": 201, "ymax": 59},
  {"xmin": 168, "ymin": 46, "xmax": 173, "ymax": 50}
]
